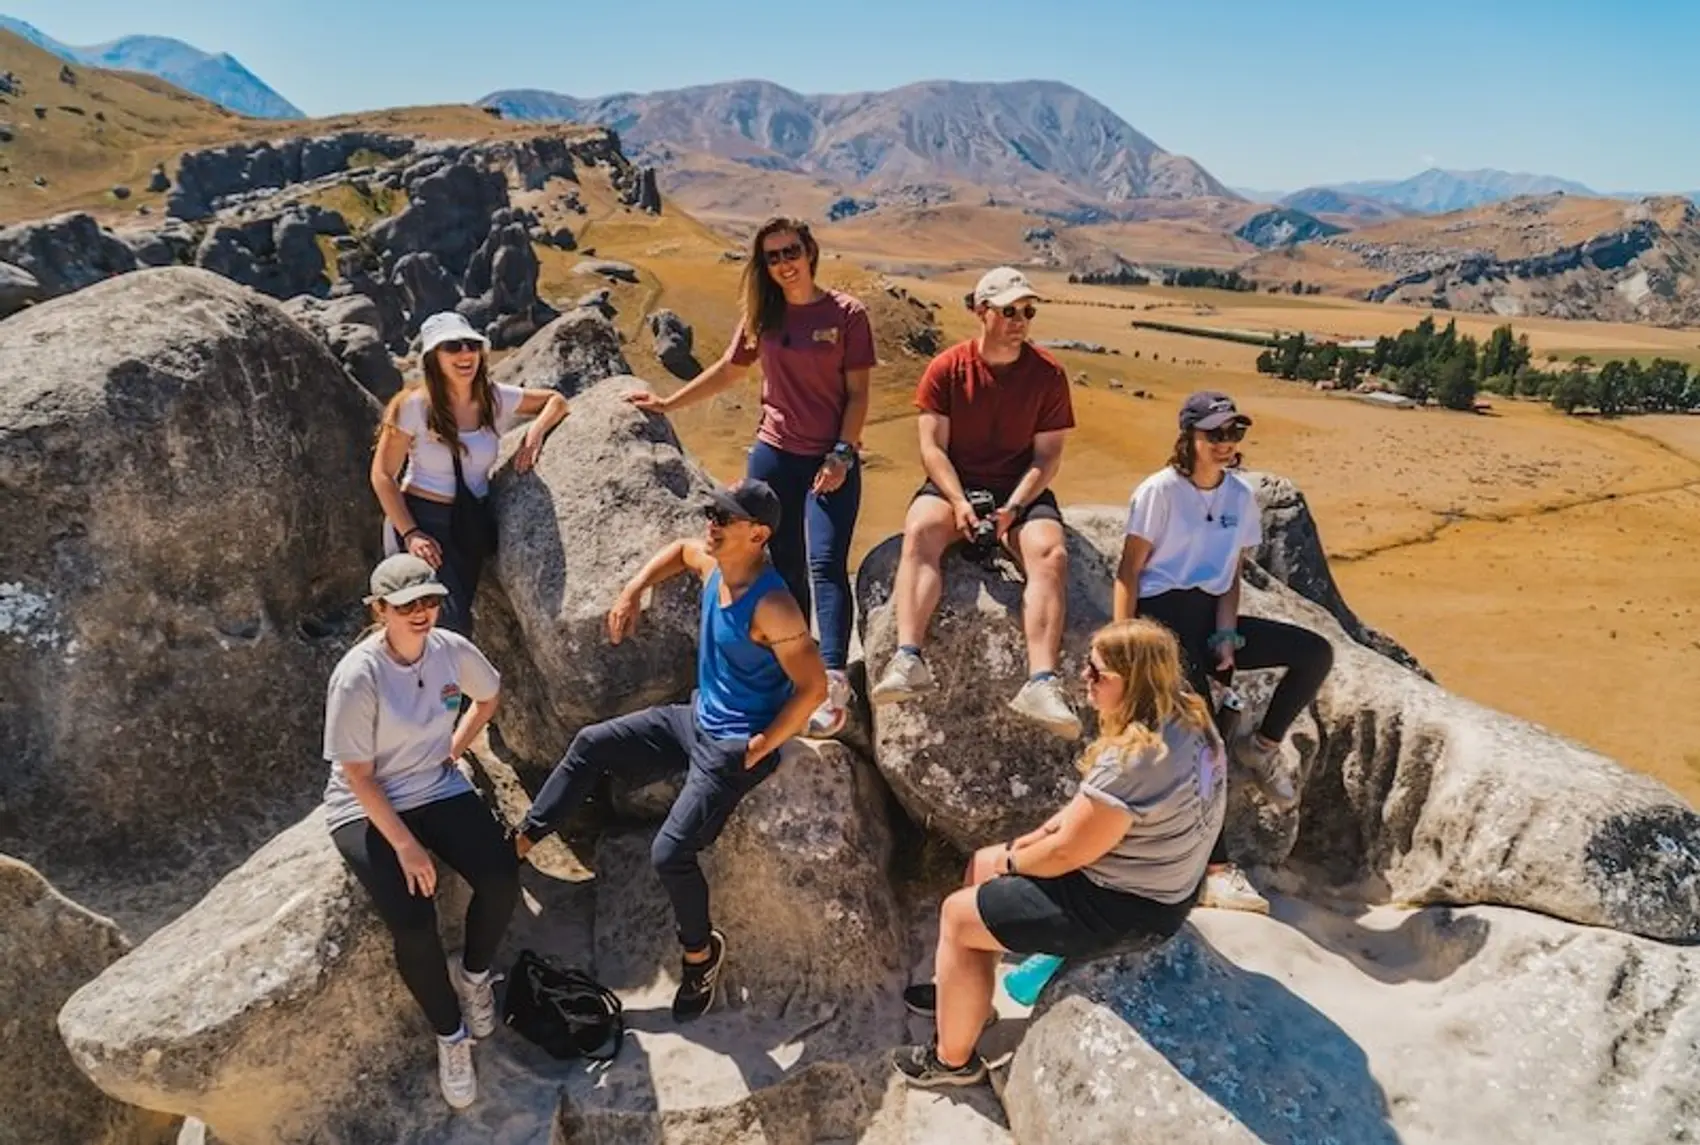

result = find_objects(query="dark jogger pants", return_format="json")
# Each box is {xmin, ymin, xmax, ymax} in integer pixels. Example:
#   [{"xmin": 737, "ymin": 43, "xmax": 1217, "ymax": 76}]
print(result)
[
  {"xmin": 392, "ymin": 493, "xmax": 482, "ymax": 638},
  {"xmin": 332, "ymin": 791, "xmax": 521, "ymax": 1037},
  {"xmin": 521, "ymin": 703, "xmax": 781, "ymax": 951}
]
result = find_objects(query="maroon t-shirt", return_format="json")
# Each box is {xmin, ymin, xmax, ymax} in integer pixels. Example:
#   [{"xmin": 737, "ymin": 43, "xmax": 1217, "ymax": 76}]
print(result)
[
  {"xmin": 727, "ymin": 289, "xmax": 877, "ymax": 456},
  {"xmin": 913, "ymin": 340, "xmax": 1074, "ymax": 490}
]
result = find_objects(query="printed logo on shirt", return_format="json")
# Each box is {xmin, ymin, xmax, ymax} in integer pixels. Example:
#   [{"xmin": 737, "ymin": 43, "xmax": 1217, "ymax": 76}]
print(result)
[
  {"xmin": 1196, "ymin": 741, "xmax": 1221, "ymax": 802},
  {"xmin": 811, "ymin": 326, "xmax": 840, "ymax": 344},
  {"xmin": 440, "ymin": 683, "xmax": 462, "ymax": 712},
  {"xmin": 1219, "ymin": 513, "xmax": 1239, "ymax": 530}
]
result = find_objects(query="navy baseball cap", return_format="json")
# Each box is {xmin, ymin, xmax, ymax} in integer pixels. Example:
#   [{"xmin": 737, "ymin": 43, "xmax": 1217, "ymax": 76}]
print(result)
[
  {"xmin": 1179, "ymin": 391, "xmax": 1252, "ymax": 432},
  {"xmin": 705, "ymin": 478, "xmax": 782, "ymax": 532}
]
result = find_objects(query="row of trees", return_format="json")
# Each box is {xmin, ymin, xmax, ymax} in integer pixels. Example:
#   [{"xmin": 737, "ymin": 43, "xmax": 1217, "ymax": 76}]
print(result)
[{"xmin": 1255, "ymin": 317, "xmax": 1700, "ymax": 415}]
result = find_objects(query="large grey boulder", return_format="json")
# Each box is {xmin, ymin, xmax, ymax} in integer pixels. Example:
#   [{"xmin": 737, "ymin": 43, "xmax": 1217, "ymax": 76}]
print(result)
[
  {"xmin": 325, "ymin": 321, "xmax": 403, "ymax": 401},
  {"xmin": 456, "ymin": 219, "xmax": 552, "ymax": 349},
  {"xmin": 390, "ymin": 251, "xmax": 461, "ymax": 335},
  {"xmin": 193, "ymin": 210, "xmax": 332, "ymax": 301},
  {"xmin": 474, "ymin": 377, "xmax": 711, "ymax": 768},
  {"xmin": 0, "ymin": 268, "xmax": 382, "ymax": 932},
  {"xmin": 573, "ymin": 257, "xmax": 640, "ymax": 283},
  {"xmin": 648, "ymin": 307, "xmax": 701, "ymax": 379},
  {"xmin": 117, "ymin": 217, "xmax": 197, "ymax": 268},
  {"xmin": 854, "ymin": 529, "xmax": 1114, "ymax": 851},
  {"xmin": 1003, "ymin": 905, "xmax": 1700, "ymax": 1144},
  {"xmin": 58, "ymin": 810, "xmax": 472, "ymax": 1145},
  {"xmin": 0, "ymin": 258, "xmax": 42, "ymax": 317},
  {"xmin": 490, "ymin": 304, "xmax": 632, "ymax": 397},
  {"xmin": 0, "ymin": 856, "xmax": 178, "ymax": 1145},
  {"xmin": 0, "ymin": 211, "xmax": 136, "ymax": 298},
  {"xmin": 369, "ymin": 157, "xmax": 509, "ymax": 279},
  {"xmin": 168, "ymin": 132, "xmax": 413, "ymax": 220}
]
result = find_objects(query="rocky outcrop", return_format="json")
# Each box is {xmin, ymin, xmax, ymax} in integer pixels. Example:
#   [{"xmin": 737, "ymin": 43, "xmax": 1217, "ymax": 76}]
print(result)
[
  {"xmin": 0, "ymin": 856, "xmax": 178, "ymax": 1145},
  {"xmin": 854, "ymin": 529, "xmax": 1114, "ymax": 851},
  {"xmin": 168, "ymin": 132, "xmax": 414, "ymax": 220},
  {"xmin": 194, "ymin": 208, "xmax": 337, "ymax": 300},
  {"xmin": 0, "ymin": 258, "xmax": 42, "ymax": 317},
  {"xmin": 390, "ymin": 251, "xmax": 461, "ymax": 335},
  {"xmin": 0, "ymin": 268, "xmax": 381, "ymax": 932},
  {"xmin": 490, "ymin": 305, "xmax": 632, "ymax": 397},
  {"xmin": 370, "ymin": 157, "xmax": 509, "ymax": 279},
  {"xmin": 325, "ymin": 321, "xmax": 404, "ymax": 400},
  {"xmin": 647, "ymin": 307, "xmax": 700, "ymax": 378},
  {"xmin": 1234, "ymin": 206, "xmax": 1344, "ymax": 249},
  {"xmin": 0, "ymin": 211, "xmax": 136, "ymax": 298},
  {"xmin": 457, "ymin": 216, "xmax": 555, "ymax": 349},
  {"xmin": 117, "ymin": 218, "xmax": 198, "ymax": 268},
  {"xmin": 574, "ymin": 257, "xmax": 640, "ymax": 283}
]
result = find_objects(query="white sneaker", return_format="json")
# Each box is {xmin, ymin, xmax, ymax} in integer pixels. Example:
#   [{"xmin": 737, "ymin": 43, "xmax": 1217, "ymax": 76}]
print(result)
[
  {"xmin": 1199, "ymin": 865, "xmax": 1270, "ymax": 914},
  {"xmin": 1231, "ymin": 734, "xmax": 1298, "ymax": 811},
  {"xmin": 807, "ymin": 669, "xmax": 852, "ymax": 737},
  {"xmin": 870, "ymin": 649, "xmax": 934, "ymax": 705},
  {"xmin": 437, "ymin": 1032, "xmax": 477, "ymax": 1110},
  {"xmin": 449, "ymin": 958, "xmax": 498, "ymax": 1039},
  {"xmin": 1008, "ymin": 675, "xmax": 1082, "ymax": 740}
]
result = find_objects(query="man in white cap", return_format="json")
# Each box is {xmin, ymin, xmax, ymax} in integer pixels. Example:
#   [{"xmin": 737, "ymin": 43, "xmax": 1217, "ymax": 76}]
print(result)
[{"xmin": 869, "ymin": 267, "xmax": 1080, "ymax": 739}]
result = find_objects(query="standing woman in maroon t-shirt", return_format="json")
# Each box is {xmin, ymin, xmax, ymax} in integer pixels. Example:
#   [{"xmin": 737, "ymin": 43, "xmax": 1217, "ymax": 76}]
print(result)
[{"xmin": 628, "ymin": 216, "xmax": 876, "ymax": 737}]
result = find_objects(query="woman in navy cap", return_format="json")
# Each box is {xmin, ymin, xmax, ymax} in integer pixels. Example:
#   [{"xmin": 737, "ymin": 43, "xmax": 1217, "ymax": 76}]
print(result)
[{"xmin": 1110, "ymin": 391, "xmax": 1333, "ymax": 914}]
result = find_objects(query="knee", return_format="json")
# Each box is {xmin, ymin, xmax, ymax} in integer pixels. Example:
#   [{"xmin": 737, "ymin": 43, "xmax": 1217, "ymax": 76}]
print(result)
[
  {"xmin": 1300, "ymin": 629, "xmax": 1334, "ymax": 677},
  {"xmin": 1027, "ymin": 540, "xmax": 1068, "ymax": 585},
  {"xmin": 650, "ymin": 829, "xmax": 696, "ymax": 877},
  {"xmin": 901, "ymin": 519, "xmax": 950, "ymax": 564},
  {"xmin": 939, "ymin": 888, "xmax": 982, "ymax": 944},
  {"xmin": 388, "ymin": 909, "xmax": 442, "ymax": 957}
]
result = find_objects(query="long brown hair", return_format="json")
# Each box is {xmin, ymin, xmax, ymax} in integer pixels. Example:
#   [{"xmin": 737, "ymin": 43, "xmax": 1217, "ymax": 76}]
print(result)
[
  {"xmin": 380, "ymin": 345, "xmax": 496, "ymax": 455},
  {"xmin": 1079, "ymin": 619, "xmax": 1217, "ymax": 774},
  {"xmin": 1167, "ymin": 430, "xmax": 1244, "ymax": 477},
  {"xmin": 739, "ymin": 216, "xmax": 820, "ymax": 350}
]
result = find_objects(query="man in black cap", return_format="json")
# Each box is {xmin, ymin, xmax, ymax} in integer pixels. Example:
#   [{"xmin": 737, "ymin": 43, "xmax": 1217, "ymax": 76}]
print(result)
[{"xmin": 516, "ymin": 478, "xmax": 827, "ymax": 1020}]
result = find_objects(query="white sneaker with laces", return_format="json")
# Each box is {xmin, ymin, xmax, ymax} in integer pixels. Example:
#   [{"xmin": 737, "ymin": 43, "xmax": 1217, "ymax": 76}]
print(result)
[
  {"xmin": 449, "ymin": 958, "xmax": 498, "ymax": 1038},
  {"xmin": 807, "ymin": 669, "xmax": 852, "ymax": 737},
  {"xmin": 1199, "ymin": 865, "xmax": 1270, "ymax": 914},
  {"xmin": 870, "ymin": 650, "xmax": 934, "ymax": 704},
  {"xmin": 437, "ymin": 1032, "xmax": 477, "ymax": 1110},
  {"xmin": 1007, "ymin": 675, "xmax": 1082, "ymax": 740},
  {"xmin": 1232, "ymin": 734, "xmax": 1298, "ymax": 811}
]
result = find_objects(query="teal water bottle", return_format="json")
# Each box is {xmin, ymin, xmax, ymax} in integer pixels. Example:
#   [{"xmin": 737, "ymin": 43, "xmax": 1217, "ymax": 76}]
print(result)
[{"xmin": 1002, "ymin": 953, "xmax": 1064, "ymax": 1006}]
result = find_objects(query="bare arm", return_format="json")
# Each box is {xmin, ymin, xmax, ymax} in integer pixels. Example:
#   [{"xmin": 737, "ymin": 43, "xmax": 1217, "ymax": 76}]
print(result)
[
  {"xmin": 607, "ymin": 538, "xmax": 715, "ymax": 643},
  {"xmin": 450, "ymin": 693, "xmax": 500, "ymax": 760},
  {"xmin": 1114, "ymin": 534, "xmax": 1154, "ymax": 621},
  {"xmin": 1003, "ymin": 428, "xmax": 1068, "ymax": 512},
  {"xmin": 838, "ymin": 367, "xmax": 871, "ymax": 448},
  {"xmin": 642, "ymin": 354, "xmax": 751, "ymax": 413},
  {"xmin": 512, "ymin": 390, "xmax": 570, "ymax": 472},
  {"xmin": 1211, "ymin": 557, "xmax": 1249, "ymax": 672},
  {"xmin": 745, "ymin": 591, "xmax": 830, "ymax": 764},
  {"xmin": 917, "ymin": 411, "xmax": 966, "ymax": 505},
  {"xmin": 1005, "ymin": 791, "xmax": 1133, "ymax": 879},
  {"xmin": 342, "ymin": 762, "xmax": 437, "ymax": 896},
  {"xmin": 370, "ymin": 424, "xmax": 419, "ymax": 538}
]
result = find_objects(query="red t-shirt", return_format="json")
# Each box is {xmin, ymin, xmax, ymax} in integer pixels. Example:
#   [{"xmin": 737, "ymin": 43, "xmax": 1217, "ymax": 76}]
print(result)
[
  {"xmin": 913, "ymin": 340, "xmax": 1074, "ymax": 490},
  {"xmin": 727, "ymin": 289, "xmax": 877, "ymax": 456}
]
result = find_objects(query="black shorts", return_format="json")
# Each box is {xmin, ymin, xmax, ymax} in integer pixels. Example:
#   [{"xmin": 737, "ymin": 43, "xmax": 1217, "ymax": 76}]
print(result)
[
  {"xmin": 912, "ymin": 480, "xmax": 1062, "ymax": 527},
  {"xmin": 977, "ymin": 870, "xmax": 1194, "ymax": 958}
]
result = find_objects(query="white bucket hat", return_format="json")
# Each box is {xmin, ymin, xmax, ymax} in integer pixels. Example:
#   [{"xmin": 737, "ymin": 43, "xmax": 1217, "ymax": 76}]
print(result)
[{"xmin": 419, "ymin": 311, "xmax": 489, "ymax": 354}]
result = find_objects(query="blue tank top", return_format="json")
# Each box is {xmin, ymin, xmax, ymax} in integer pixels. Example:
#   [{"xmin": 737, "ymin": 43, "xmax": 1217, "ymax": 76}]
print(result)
[{"xmin": 694, "ymin": 565, "xmax": 794, "ymax": 739}]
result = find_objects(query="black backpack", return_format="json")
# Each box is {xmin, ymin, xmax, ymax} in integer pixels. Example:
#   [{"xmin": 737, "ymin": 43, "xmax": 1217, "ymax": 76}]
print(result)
[{"xmin": 501, "ymin": 949, "xmax": 624, "ymax": 1061}]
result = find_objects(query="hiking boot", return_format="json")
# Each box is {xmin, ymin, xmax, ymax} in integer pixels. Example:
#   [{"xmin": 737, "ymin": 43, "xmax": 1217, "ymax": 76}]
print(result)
[
  {"xmin": 672, "ymin": 929, "xmax": 727, "ymax": 1022},
  {"xmin": 449, "ymin": 958, "xmax": 498, "ymax": 1039},
  {"xmin": 1199, "ymin": 865, "xmax": 1270, "ymax": 914},
  {"xmin": 1232, "ymin": 733, "xmax": 1298, "ymax": 811},
  {"xmin": 891, "ymin": 1043, "xmax": 988, "ymax": 1088},
  {"xmin": 1008, "ymin": 675, "xmax": 1082, "ymax": 740},
  {"xmin": 870, "ymin": 649, "xmax": 934, "ymax": 705},
  {"xmin": 437, "ymin": 1032, "xmax": 477, "ymax": 1110},
  {"xmin": 807, "ymin": 669, "xmax": 852, "ymax": 737}
]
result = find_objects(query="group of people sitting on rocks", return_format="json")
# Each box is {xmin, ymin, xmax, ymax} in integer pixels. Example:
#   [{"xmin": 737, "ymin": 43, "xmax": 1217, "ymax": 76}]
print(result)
[{"xmin": 326, "ymin": 216, "xmax": 1334, "ymax": 1107}]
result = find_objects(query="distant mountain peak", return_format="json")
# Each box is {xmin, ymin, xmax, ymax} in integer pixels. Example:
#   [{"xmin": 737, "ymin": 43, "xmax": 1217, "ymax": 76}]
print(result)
[{"xmin": 1301, "ymin": 167, "xmax": 1597, "ymax": 215}]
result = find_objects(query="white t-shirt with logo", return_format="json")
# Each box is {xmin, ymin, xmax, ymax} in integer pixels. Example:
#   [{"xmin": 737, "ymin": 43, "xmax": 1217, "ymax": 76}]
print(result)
[
  {"xmin": 394, "ymin": 384, "xmax": 527, "ymax": 499},
  {"xmin": 1125, "ymin": 467, "xmax": 1261, "ymax": 597},
  {"xmin": 321, "ymin": 629, "xmax": 502, "ymax": 831}
]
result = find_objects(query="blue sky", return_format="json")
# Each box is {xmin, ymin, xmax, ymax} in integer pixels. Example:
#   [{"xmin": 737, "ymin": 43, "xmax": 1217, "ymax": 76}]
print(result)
[{"xmin": 10, "ymin": 0, "xmax": 1697, "ymax": 193}]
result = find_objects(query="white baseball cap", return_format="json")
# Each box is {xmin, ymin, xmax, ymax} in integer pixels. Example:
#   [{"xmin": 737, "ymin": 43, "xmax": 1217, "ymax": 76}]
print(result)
[
  {"xmin": 972, "ymin": 266, "xmax": 1040, "ymax": 310},
  {"xmin": 418, "ymin": 310, "xmax": 489, "ymax": 354}
]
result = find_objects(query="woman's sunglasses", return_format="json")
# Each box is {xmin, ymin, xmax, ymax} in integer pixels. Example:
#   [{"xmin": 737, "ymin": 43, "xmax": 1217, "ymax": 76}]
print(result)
[
  {"xmin": 391, "ymin": 596, "xmax": 442, "ymax": 616},
  {"xmin": 999, "ymin": 303, "xmax": 1038, "ymax": 321},
  {"xmin": 1083, "ymin": 658, "xmax": 1116, "ymax": 684},
  {"xmin": 436, "ymin": 339, "xmax": 483, "ymax": 355},
  {"xmin": 763, "ymin": 242, "xmax": 806, "ymax": 267},
  {"xmin": 1205, "ymin": 424, "xmax": 1248, "ymax": 444}
]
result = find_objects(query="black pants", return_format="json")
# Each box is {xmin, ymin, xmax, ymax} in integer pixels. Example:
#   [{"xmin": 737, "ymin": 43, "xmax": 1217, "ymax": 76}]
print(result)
[
  {"xmin": 1139, "ymin": 587, "xmax": 1334, "ymax": 864},
  {"xmin": 332, "ymin": 791, "xmax": 521, "ymax": 1037},
  {"xmin": 394, "ymin": 493, "xmax": 482, "ymax": 637},
  {"xmin": 521, "ymin": 703, "xmax": 781, "ymax": 952}
]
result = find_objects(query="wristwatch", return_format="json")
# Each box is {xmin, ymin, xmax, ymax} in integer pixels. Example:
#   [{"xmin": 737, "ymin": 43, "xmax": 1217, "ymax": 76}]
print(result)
[
  {"xmin": 1002, "ymin": 500, "xmax": 1027, "ymax": 518},
  {"xmin": 830, "ymin": 440, "xmax": 858, "ymax": 465},
  {"xmin": 1003, "ymin": 842, "xmax": 1018, "ymax": 875}
]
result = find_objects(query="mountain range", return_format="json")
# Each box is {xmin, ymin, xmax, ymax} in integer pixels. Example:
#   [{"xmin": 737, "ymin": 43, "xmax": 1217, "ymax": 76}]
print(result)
[
  {"xmin": 482, "ymin": 79, "xmax": 1233, "ymax": 211},
  {"xmin": 0, "ymin": 15, "xmax": 301, "ymax": 118}
]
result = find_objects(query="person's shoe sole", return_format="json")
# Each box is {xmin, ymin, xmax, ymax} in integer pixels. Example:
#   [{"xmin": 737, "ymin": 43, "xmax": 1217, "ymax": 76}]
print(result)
[
  {"xmin": 808, "ymin": 707, "xmax": 849, "ymax": 738},
  {"xmin": 1008, "ymin": 700, "xmax": 1082, "ymax": 741},
  {"xmin": 871, "ymin": 683, "xmax": 929, "ymax": 706},
  {"xmin": 892, "ymin": 1050, "xmax": 988, "ymax": 1088}
]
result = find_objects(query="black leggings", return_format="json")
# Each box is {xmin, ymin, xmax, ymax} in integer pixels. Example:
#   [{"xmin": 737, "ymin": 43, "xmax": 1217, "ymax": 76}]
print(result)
[
  {"xmin": 1139, "ymin": 587, "xmax": 1334, "ymax": 864},
  {"xmin": 394, "ymin": 493, "xmax": 482, "ymax": 638},
  {"xmin": 332, "ymin": 791, "xmax": 520, "ymax": 1036}
]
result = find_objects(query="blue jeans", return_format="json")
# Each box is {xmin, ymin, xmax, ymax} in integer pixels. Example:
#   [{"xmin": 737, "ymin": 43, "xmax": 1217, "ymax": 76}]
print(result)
[{"xmin": 744, "ymin": 441, "xmax": 860, "ymax": 671}]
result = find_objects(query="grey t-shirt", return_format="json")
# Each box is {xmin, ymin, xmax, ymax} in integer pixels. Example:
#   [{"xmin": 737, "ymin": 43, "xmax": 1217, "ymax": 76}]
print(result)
[
  {"xmin": 321, "ymin": 629, "xmax": 502, "ymax": 832},
  {"xmin": 1077, "ymin": 717, "xmax": 1227, "ymax": 904}
]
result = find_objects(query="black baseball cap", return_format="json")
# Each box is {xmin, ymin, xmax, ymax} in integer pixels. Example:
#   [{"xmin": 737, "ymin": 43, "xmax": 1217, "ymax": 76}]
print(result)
[
  {"xmin": 705, "ymin": 478, "xmax": 782, "ymax": 532},
  {"xmin": 1179, "ymin": 391, "xmax": 1252, "ymax": 432}
]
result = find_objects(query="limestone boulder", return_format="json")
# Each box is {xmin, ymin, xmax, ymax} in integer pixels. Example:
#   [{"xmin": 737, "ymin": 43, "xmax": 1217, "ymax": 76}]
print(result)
[
  {"xmin": 370, "ymin": 158, "xmax": 509, "ymax": 279},
  {"xmin": 573, "ymin": 257, "xmax": 640, "ymax": 284},
  {"xmin": 648, "ymin": 307, "xmax": 701, "ymax": 379},
  {"xmin": 391, "ymin": 251, "xmax": 461, "ymax": 335},
  {"xmin": 0, "ymin": 211, "xmax": 136, "ymax": 298},
  {"xmin": 854, "ymin": 529, "xmax": 1114, "ymax": 852},
  {"xmin": 0, "ymin": 258, "xmax": 41, "ymax": 317},
  {"xmin": 475, "ymin": 376, "xmax": 715, "ymax": 768},
  {"xmin": 490, "ymin": 304, "xmax": 632, "ymax": 398},
  {"xmin": 0, "ymin": 268, "xmax": 381, "ymax": 931},
  {"xmin": 325, "ymin": 320, "xmax": 404, "ymax": 401},
  {"xmin": 0, "ymin": 856, "xmax": 178, "ymax": 1145}
]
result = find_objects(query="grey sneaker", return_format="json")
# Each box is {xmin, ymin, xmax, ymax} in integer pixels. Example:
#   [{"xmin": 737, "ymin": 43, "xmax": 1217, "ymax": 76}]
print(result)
[
  {"xmin": 1008, "ymin": 675, "xmax": 1082, "ymax": 740},
  {"xmin": 891, "ymin": 1043, "xmax": 988, "ymax": 1088},
  {"xmin": 807, "ymin": 668, "xmax": 852, "ymax": 737},
  {"xmin": 1199, "ymin": 865, "xmax": 1270, "ymax": 914},
  {"xmin": 870, "ymin": 649, "xmax": 934, "ymax": 705},
  {"xmin": 449, "ymin": 958, "xmax": 498, "ymax": 1039},
  {"xmin": 1232, "ymin": 734, "xmax": 1298, "ymax": 811},
  {"xmin": 437, "ymin": 1033, "xmax": 477, "ymax": 1110}
]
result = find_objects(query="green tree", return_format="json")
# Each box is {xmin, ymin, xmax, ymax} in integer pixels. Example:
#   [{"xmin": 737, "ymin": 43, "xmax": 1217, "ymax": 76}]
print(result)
[
  {"xmin": 1550, "ymin": 364, "xmax": 1595, "ymax": 414},
  {"xmin": 1435, "ymin": 352, "xmax": 1478, "ymax": 410},
  {"xmin": 1337, "ymin": 348, "xmax": 1365, "ymax": 388}
]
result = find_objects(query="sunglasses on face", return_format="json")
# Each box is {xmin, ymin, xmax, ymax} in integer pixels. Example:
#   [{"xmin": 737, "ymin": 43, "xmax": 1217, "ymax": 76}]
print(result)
[
  {"xmin": 437, "ymin": 339, "xmax": 482, "ymax": 355},
  {"xmin": 999, "ymin": 303, "xmax": 1038, "ymax": 321},
  {"xmin": 704, "ymin": 506, "xmax": 751, "ymax": 528},
  {"xmin": 1083, "ymin": 658, "xmax": 1116, "ymax": 685},
  {"xmin": 763, "ymin": 242, "xmax": 806, "ymax": 267},
  {"xmin": 391, "ymin": 596, "xmax": 442, "ymax": 616},
  {"xmin": 1205, "ymin": 424, "xmax": 1248, "ymax": 444}
]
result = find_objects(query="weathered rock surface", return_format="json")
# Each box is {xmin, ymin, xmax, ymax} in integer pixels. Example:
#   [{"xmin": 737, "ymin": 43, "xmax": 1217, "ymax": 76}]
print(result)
[
  {"xmin": 168, "ymin": 132, "xmax": 414, "ymax": 220},
  {"xmin": 0, "ymin": 258, "xmax": 42, "ymax": 317},
  {"xmin": 476, "ymin": 377, "xmax": 713, "ymax": 767},
  {"xmin": 325, "ymin": 320, "xmax": 404, "ymax": 400},
  {"xmin": 490, "ymin": 304, "xmax": 632, "ymax": 397},
  {"xmin": 371, "ymin": 157, "xmax": 509, "ymax": 278},
  {"xmin": 574, "ymin": 257, "xmax": 640, "ymax": 283},
  {"xmin": 194, "ymin": 209, "xmax": 333, "ymax": 300},
  {"xmin": 0, "ymin": 211, "xmax": 136, "ymax": 298},
  {"xmin": 1004, "ymin": 901, "xmax": 1700, "ymax": 1144},
  {"xmin": 391, "ymin": 250, "xmax": 461, "ymax": 334},
  {"xmin": 457, "ymin": 217, "xmax": 553, "ymax": 349},
  {"xmin": 855, "ymin": 529, "xmax": 1114, "ymax": 851},
  {"xmin": 0, "ymin": 856, "xmax": 178, "ymax": 1145},
  {"xmin": 117, "ymin": 217, "xmax": 198, "ymax": 268},
  {"xmin": 648, "ymin": 306, "xmax": 701, "ymax": 379},
  {"xmin": 0, "ymin": 268, "xmax": 382, "ymax": 931}
]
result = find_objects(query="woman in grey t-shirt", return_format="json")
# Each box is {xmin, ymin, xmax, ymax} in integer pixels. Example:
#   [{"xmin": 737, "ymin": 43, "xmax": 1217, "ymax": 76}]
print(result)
[
  {"xmin": 322, "ymin": 553, "xmax": 517, "ymax": 1111},
  {"xmin": 892, "ymin": 618, "xmax": 1226, "ymax": 1089}
]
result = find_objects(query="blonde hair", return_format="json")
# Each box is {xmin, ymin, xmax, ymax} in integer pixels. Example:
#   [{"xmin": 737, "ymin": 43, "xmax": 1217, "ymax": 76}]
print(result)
[{"xmin": 1079, "ymin": 619, "xmax": 1218, "ymax": 774}]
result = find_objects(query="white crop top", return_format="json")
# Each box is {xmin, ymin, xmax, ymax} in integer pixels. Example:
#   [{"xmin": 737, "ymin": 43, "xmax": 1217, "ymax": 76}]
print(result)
[{"xmin": 393, "ymin": 384, "xmax": 527, "ymax": 499}]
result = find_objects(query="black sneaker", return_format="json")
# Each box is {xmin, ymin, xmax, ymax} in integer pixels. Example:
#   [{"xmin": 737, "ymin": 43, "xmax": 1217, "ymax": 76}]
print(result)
[
  {"xmin": 891, "ymin": 1044, "xmax": 987, "ymax": 1088},
  {"xmin": 672, "ymin": 929, "xmax": 727, "ymax": 1022},
  {"xmin": 902, "ymin": 982, "xmax": 937, "ymax": 1016}
]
